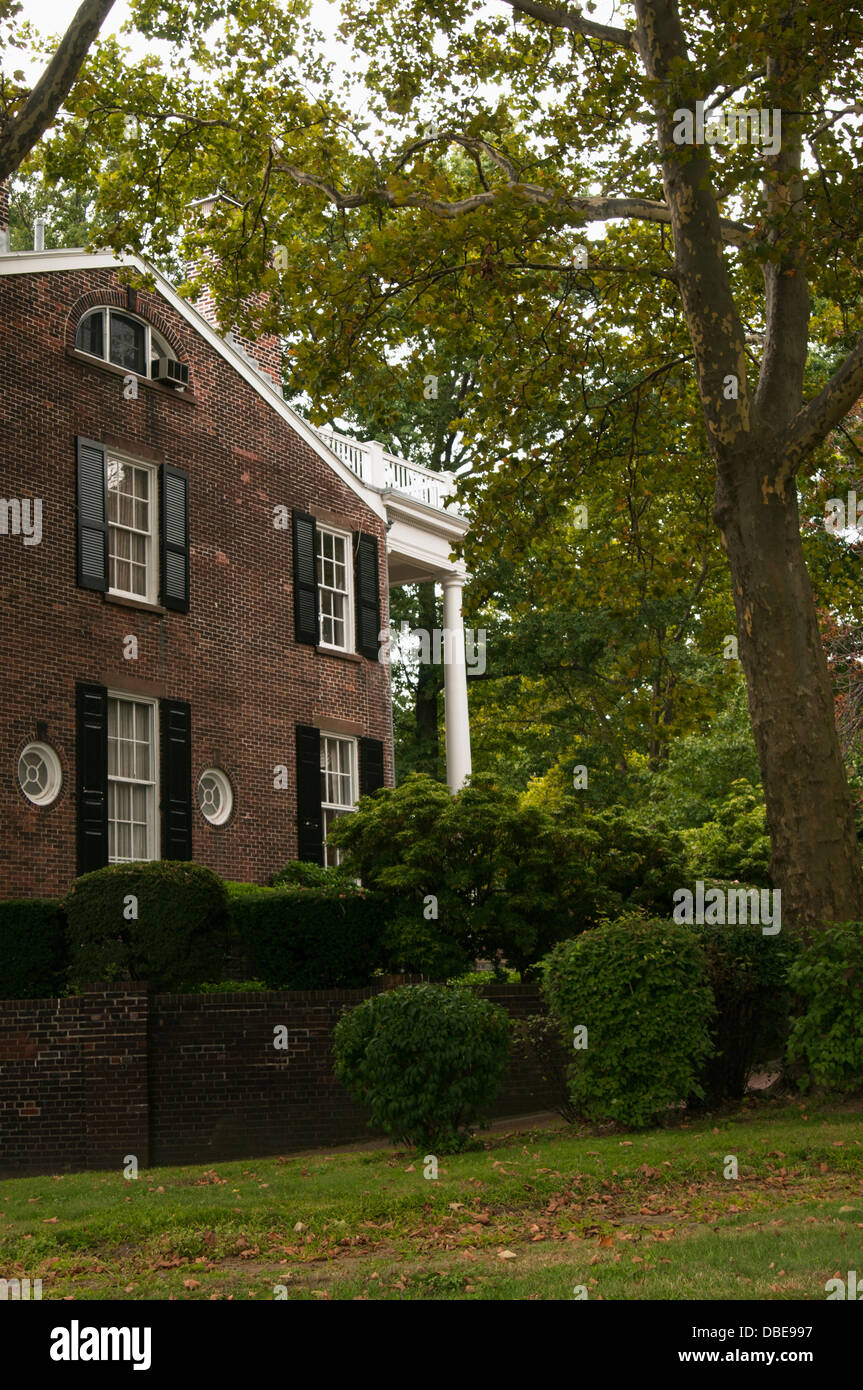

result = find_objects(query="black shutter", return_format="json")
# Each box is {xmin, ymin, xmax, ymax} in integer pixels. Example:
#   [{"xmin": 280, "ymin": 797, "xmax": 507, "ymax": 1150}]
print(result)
[
  {"xmin": 160, "ymin": 466, "xmax": 190, "ymax": 612},
  {"xmin": 295, "ymin": 724, "xmax": 323, "ymax": 864},
  {"xmin": 359, "ymin": 737, "xmax": 385, "ymax": 797},
  {"xmin": 76, "ymin": 437, "xmax": 108, "ymax": 591},
  {"xmin": 292, "ymin": 511, "xmax": 318, "ymax": 645},
  {"xmin": 76, "ymin": 683, "xmax": 109, "ymax": 873},
  {"xmin": 354, "ymin": 532, "xmax": 381, "ymax": 660},
  {"xmin": 161, "ymin": 700, "xmax": 192, "ymax": 859}
]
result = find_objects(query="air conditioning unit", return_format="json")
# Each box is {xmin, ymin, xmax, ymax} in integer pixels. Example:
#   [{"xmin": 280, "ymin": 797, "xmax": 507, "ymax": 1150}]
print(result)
[{"xmin": 152, "ymin": 357, "xmax": 189, "ymax": 387}]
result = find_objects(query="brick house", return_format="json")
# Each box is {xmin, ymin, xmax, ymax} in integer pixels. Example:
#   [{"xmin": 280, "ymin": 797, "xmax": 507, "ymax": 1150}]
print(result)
[{"xmin": 0, "ymin": 200, "xmax": 471, "ymax": 900}]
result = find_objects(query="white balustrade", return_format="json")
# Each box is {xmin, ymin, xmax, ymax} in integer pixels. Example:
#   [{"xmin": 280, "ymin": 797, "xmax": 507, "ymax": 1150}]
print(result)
[{"xmin": 317, "ymin": 428, "xmax": 461, "ymax": 513}]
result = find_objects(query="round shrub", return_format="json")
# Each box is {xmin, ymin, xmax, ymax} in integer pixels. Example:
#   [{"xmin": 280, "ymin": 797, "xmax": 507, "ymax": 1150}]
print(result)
[
  {"xmin": 333, "ymin": 983, "xmax": 510, "ymax": 1151},
  {"xmin": 541, "ymin": 915, "xmax": 715, "ymax": 1129},
  {"xmin": 691, "ymin": 915, "xmax": 800, "ymax": 1105},
  {"xmin": 787, "ymin": 921, "xmax": 863, "ymax": 1093},
  {"xmin": 0, "ymin": 899, "xmax": 68, "ymax": 998},
  {"xmin": 65, "ymin": 861, "xmax": 229, "ymax": 992}
]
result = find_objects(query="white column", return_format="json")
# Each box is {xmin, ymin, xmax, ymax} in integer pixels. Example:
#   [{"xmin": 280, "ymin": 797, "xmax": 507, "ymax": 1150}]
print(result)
[{"xmin": 441, "ymin": 569, "xmax": 472, "ymax": 791}]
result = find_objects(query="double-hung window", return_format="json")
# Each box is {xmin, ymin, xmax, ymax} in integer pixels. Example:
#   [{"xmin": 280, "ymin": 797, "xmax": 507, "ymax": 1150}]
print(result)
[
  {"xmin": 316, "ymin": 526, "xmax": 353, "ymax": 651},
  {"xmin": 107, "ymin": 456, "xmax": 158, "ymax": 602},
  {"xmin": 108, "ymin": 694, "xmax": 158, "ymax": 863},
  {"xmin": 320, "ymin": 735, "xmax": 356, "ymax": 866}
]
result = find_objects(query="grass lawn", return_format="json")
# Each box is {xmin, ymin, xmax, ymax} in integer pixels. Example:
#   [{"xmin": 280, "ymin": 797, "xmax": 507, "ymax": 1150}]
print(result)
[{"xmin": 2, "ymin": 1098, "xmax": 862, "ymax": 1301}]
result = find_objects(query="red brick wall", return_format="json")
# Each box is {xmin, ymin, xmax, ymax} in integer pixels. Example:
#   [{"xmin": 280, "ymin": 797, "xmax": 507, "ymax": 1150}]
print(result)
[
  {"xmin": 0, "ymin": 985, "xmax": 556, "ymax": 1177},
  {"xmin": 0, "ymin": 263, "xmax": 392, "ymax": 897},
  {"xmin": 0, "ymin": 988, "xmax": 149, "ymax": 1174}
]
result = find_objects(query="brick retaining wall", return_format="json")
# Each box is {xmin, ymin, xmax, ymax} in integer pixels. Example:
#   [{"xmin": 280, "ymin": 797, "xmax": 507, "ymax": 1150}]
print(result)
[{"xmin": 0, "ymin": 984, "xmax": 555, "ymax": 1176}]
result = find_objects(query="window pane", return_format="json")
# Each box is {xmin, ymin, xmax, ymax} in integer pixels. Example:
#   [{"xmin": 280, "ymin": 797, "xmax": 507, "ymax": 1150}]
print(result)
[
  {"xmin": 109, "ymin": 312, "xmax": 146, "ymax": 374},
  {"xmin": 76, "ymin": 310, "xmax": 104, "ymax": 357},
  {"xmin": 108, "ymin": 699, "xmax": 155, "ymax": 863},
  {"xmin": 108, "ymin": 463, "xmax": 152, "ymax": 597},
  {"xmin": 316, "ymin": 530, "xmax": 350, "ymax": 649}
]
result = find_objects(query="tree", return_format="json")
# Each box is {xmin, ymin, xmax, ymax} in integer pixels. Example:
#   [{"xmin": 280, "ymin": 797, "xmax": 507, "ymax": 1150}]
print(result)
[
  {"xmin": 0, "ymin": 0, "xmax": 116, "ymax": 182},
  {"xmin": 33, "ymin": 0, "xmax": 863, "ymax": 923}
]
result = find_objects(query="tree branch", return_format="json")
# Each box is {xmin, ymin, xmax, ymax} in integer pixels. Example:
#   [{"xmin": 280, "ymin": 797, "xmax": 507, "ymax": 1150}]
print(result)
[
  {"xmin": 0, "ymin": 0, "xmax": 116, "ymax": 182},
  {"xmin": 500, "ymin": 0, "xmax": 638, "ymax": 50},
  {"xmin": 779, "ymin": 331, "xmax": 863, "ymax": 482},
  {"xmin": 275, "ymin": 158, "xmax": 751, "ymax": 244}
]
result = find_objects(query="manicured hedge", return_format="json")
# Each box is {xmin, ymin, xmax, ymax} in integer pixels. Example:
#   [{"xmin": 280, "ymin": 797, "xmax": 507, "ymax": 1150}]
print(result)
[
  {"xmin": 787, "ymin": 921, "xmax": 863, "ymax": 1093},
  {"xmin": 230, "ymin": 885, "xmax": 387, "ymax": 988},
  {"xmin": 65, "ymin": 861, "xmax": 229, "ymax": 992},
  {"xmin": 541, "ymin": 915, "xmax": 715, "ymax": 1128},
  {"xmin": 691, "ymin": 913, "xmax": 800, "ymax": 1105},
  {"xmin": 0, "ymin": 899, "xmax": 68, "ymax": 998}
]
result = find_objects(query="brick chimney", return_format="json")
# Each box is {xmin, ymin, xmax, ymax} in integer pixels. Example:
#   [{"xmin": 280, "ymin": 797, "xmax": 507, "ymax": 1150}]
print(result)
[{"xmin": 185, "ymin": 193, "xmax": 283, "ymax": 393}]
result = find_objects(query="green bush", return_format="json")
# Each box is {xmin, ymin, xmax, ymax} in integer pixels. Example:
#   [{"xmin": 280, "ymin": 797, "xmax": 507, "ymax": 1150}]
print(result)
[
  {"xmin": 682, "ymin": 781, "xmax": 772, "ymax": 886},
  {"xmin": 0, "ymin": 899, "xmax": 69, "ymax": 998},
  {"xmin": 541, "ymin": 915, "xmax": 715, "ymax": 1128},
  {"xmin": 271, "ymin": 860, "xmax": 352, "ymax": 889},
  {"xmin": 579, "ymin": 808, "xmax": 688, "ymax": 919},
  {"xmin": 787, "ymin": 922, "xmax": 863, "ymax": 1093},
  {"xmin": 65, "ymin": 861, "xmax": 229, "ymax": 992},
  {"xmin": 691, "ymin": 916, "xmax": 801, "ymax": 1105},
  {"xmin": 327, "ymin": 773, "xmax": 605, "ymax": 976},
  {"xmin": 231, "ymin": 886, "xmax": 386, "ymax": 988},
  {"xmin": 333, "ymin": 983, "xmax": 510, "ymax": 1151}
]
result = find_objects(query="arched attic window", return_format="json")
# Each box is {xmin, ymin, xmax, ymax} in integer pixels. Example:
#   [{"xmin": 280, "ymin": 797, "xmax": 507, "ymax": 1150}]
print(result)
[{"xmin": 75, "ymin": 306, "xmax": 174, "ymax": 378}]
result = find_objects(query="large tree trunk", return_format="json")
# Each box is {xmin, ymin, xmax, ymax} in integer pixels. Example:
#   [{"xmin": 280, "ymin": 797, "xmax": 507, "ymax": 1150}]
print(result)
[{"xmin": 715, "ymin": 452, "xmax": 863, "ymax": 926}]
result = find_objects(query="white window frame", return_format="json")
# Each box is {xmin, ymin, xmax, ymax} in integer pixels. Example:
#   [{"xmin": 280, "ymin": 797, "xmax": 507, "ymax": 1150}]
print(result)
[
  {"xmin": 316, "ymin": 524, "xmax": 354, "ymax": 653},
  {"xmin": 320, "ymin": 735, "xmax": 357, "ymax": 867},
  {"xmin": 197, "ymin": 768, "xmax": 234, "ymax": 826},
  {"xmin": 107, "ymin": 692, "xmax": 159, "ymax": 864},
  {"xmin": 107, "ymin": 452, "xmax": 159, "ymax": 604},
  {"xmin": 75, "ymin": 306, "xmax": 171, "ymax": 379}
]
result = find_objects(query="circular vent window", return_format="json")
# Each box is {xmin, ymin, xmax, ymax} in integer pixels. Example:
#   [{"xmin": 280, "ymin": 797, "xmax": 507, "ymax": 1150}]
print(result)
[
  {"xmin": 18, "ymin": 742, "xmax": 62, "ymax": 806},
  {"xmin": 198, "ymin": 769, "xmax": 233, "ymax": 826}
]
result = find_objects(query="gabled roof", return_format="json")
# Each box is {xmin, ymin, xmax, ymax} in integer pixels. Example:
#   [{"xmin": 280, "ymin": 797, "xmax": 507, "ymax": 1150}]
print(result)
[{"xmin": 0, "ymin": 247, "xmax": 387, "ymax": 524}]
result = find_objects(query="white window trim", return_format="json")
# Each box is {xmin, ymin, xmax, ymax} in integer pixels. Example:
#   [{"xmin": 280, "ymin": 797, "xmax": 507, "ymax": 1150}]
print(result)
[
  {"xmin": 320, "ymin": 734, "xmax": 357, "ymax": 867},
  {"xmin": 107, "ymin": 451, "xmax": 159, "ymax": 605},
  {"xmin": 107, "ymin": 691, "xmax": 160, "ymax": 864},
  {"xmin": 75, "ymin": 306, "xmax": 171, "ymax": 379},
  {"xmin": 316, "ymin": 523, "xmax": 355, "ymax": 653}
]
